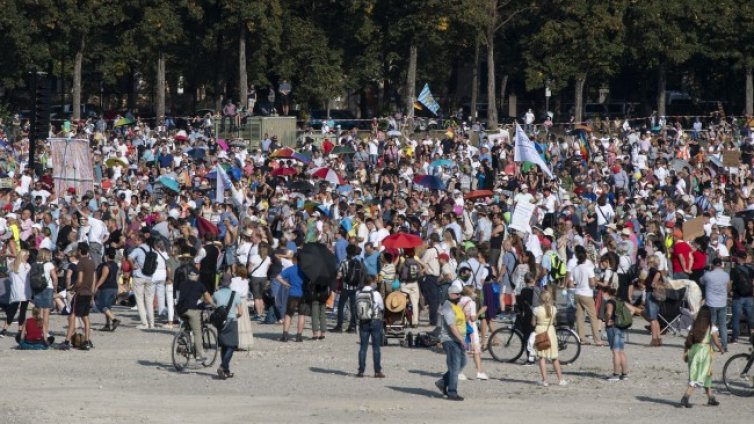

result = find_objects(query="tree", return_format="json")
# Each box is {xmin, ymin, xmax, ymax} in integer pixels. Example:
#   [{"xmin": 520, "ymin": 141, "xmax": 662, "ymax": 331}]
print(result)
[
  {"xmin": 625, "ymin": 0, "xmax": 700, "ymax": 117},
  {"xmin": 525, "ymin": 0, "xmax": 626, "ymax": 123}
]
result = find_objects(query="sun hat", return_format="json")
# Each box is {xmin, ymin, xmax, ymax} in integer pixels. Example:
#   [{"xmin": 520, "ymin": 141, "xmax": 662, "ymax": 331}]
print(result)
[{"xmin": 385, "ymin": 291, "xmax": 407, "ymax": 313}]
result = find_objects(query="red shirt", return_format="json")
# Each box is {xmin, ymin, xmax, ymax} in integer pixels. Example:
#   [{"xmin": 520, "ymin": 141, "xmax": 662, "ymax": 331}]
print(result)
[
  {"xmin": 691, "ymin": 250, "xmax": 707, "ymax": 271},
  {"xmin": 24, "ymin": 318, "xmax": 43, "ymax": 342},
  {"xmin": 672, "ymin": 241, "xmax": 692, "ymax": 273}
]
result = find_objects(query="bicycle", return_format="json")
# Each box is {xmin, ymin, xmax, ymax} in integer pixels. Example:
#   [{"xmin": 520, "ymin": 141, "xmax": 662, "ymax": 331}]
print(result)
[
  {"xmin": 171, "ymin": 307, "xmax": 219, "ymax": 372},
  {"xmin": 487, "ymin": 324, "xmax": 581, "ymax": 365},
  {"xmin": 722, "ymin": 340, "xmax": 754, "ymax": 397}
]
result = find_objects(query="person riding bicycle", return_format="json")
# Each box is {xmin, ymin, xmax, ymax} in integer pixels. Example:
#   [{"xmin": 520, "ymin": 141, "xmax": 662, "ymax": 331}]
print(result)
[{"xmin": 175, "ymin": 256, "xmax": 214, "ymax": 364}]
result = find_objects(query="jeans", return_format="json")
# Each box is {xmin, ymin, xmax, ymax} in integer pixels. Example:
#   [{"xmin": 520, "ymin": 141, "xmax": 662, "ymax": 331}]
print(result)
[
  {"xmin": 221, "ymin": 345, "xmax": 235, "ymax": 373},
  {"xmin": 337, "ymin": 289, "xmax": 357, "ymax": 329},
  {"xmin": 133, "ymin": 276, "xmax": 155, "ymax": 327},
  {"xmin": 442, "ymin": 340, "xmax": 467, "ymax": 396},
  {"xmin": 731, "ymin": 297, "xmax": 753, "ymax": 341},
  {"xmin": 182, "ymin": 309, "xmax": 204, "ymax": 358},
  {"xmin": 420, "ymin": 275, "xmax": 440, "ymax": 326},
  {"xmin": 575, "ymin": 294, "xmax": 601, "ymax": 342},
  {"xmin": 311, "ymin": 300, "xmax": 328, "ymax": 333},
  {"xmin": 401, "ymin": 282, "xmax": 420, "ymax": 326},
  {"xmin": 358, "ymin": 319, "xmax": 383, "ymax": 373},
  {"xmin": 709, "ymin": 306, "xmax": 728, "ymax": 351},
  {"xmin": 155, "ymin": 280, "xmax": 174, "ymax": 322}
]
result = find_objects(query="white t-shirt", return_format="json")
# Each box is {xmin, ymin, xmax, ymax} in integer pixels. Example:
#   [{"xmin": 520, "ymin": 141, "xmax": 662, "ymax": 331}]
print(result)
[
  {"xmin": 44, "ymin": 262, "xmax": 55, "ymax": 289},
  {"xmin": 151, "ymin": 249, "xmax": 169, "ymax": 282},
  {"xmin": 570, "ymin": 260, "xmax": 595, "ymax": 297},
  {"xmin": 248, "ymin": 255, "xmax": 272, "ymax": 278}
]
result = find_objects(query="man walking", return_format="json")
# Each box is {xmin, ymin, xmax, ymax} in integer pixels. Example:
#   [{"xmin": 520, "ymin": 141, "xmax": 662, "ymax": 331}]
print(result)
[
  {"xmin": 701, "ymin": 258, "xmax": 731, "ymax": 352},
  {"xmin": 355, "ymin": 282, "xmax": 384, "ymax": 378},
  {"xmin": 332, "ymin": 245, "xmax": 363, "ymax": 333},
  {"xmin": 435, "ymin": 281, "xmax": 467, "ymax": 401},
  {"xmin": 61, "ymin": 243, "xmax": 97, "ymax": 350}
]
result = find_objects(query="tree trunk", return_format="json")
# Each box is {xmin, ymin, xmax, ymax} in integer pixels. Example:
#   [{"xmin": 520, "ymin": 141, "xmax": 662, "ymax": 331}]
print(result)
[
  {"xmin": 156, "ymin": 50, "xmax": 166, "ymax": 124},
  {"xmin": 499, "ymin": 73, "xmax": 508, "ymax": 118},
  {"xmin": 486, "ymin": 21, "xmax": 497, "ymax": 129},
  {"xmin": 72, "ymin": 38, "xmax": 84, "ymax": 121},
  {"xmin": 746, "ymin": 64, "xmax": 753, "ymax": 116},
  {"xmin": 470, "ymin": 37, "xmax": 480, "ymax": 121},
  {"xmin": 657, "ymin": 64, "xmax": 667, "ymax": 117},
  {"xmin": 239, "ymin": 23, "xmax": 248, "ymax": 111},
  {"xmin": 127, "ymin": 70, "xmax": 135, "ymax": 111},
  {"xmin": 574, "ymin": 75, "xmax": 586, "ymax": 123},
  {"xmin": 405, "ymin": 42, "xmax": 418, "ymax": 129}
]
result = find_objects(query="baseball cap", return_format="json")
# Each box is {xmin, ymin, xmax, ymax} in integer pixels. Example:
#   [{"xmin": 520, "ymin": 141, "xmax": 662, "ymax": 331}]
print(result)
[{"xmin": 448, "ymin": 281, "xmax": 463, "ymax": 295}]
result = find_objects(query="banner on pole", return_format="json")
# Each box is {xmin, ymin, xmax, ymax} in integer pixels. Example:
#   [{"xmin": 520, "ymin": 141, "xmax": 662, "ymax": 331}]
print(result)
[{"xmin": 50, "ymin": 138, "xmax": 94, "ymax": 197}]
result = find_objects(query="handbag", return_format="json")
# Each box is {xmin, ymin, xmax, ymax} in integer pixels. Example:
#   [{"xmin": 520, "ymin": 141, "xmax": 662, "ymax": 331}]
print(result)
[{"xmin": 534, "ymin": 307, "xmax": 554, "ymax": 351}]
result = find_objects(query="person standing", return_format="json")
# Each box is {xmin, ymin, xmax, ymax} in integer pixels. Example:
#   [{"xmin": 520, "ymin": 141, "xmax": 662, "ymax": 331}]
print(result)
[
  {"xmin": 356, "ymin": 282, "xmax": 384, "ymax": 378},
  {"xmin": 129, "ymin": 232, "xmax": 156, "ymax": 329},
  {"xmin": 602, "ymin": 281, "xmax": 629, "ymax": 381},
  {"xmin": 196, "ymin": 233, "xmax": 221, "ymax": 295},
  {"xmin": 31, "ymin": 247, "xmax": 57, "ymax": 342},
  {"xmin": 62, "ymin": 243, "xmax": 96, "ymax": 350},
  {"xmin": 333, "ymin": 245, "xmax": 364, "ymax": 333},
  {"xmin": 435, "ymin": 281, "xmax": 467, "ymax": 401},
  {"xmin": 153, "ymin": 240, "xmax": 172, "ymax": 327},
  {"xmin": 212, "ymin": 278, "xmax": 244, "ymax": 380},
  {"xmin": 533, "ymin": 291, "xmax": 567, "ymax": 386},
  {"xmin": 247, "ymin": 85, "xmax": 257, "ymax": 116},
  {"xmin": 94, "ymin": 248, "xmax": 121, "ymax": 332},
  {"xmin": 221, "ymin": 99, "xmax": 237, "ymax": 132},
  {"xmin": 418, "ymin": 233, "xmax": 442, "ymax": 326},
  {"xmin": 567, "ymin": 245, "xmax": 604, "ymax": 346},
  {"xmin": 1, "ymin": 250, "xmax": 31, "ymax": 338},
  {"xmin": 700, "ymin": 258, "xmax": 731, "ymax": 352},
  {"xmin": 680, "ymin": 306, "xmax": 724, "ymax": 408},
  {"xmin": 278, "ymin": 80, "xmax": 291, "ymax": 116},
  {"xmin": 730, "ymin": 251, "xmax": 754, "ymax": 344},
  {"xmin": 276, "ymin": 254, "xmax": 307, "ymax": 342}
]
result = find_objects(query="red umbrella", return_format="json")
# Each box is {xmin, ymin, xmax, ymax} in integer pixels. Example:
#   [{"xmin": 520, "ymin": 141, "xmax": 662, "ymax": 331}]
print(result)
[
  {"xmin": 463, "ymin": 189, "xmax": 494, "ymax": 200},
  {"xmin": 270, "ymin": 147, "xmax": 295, "ymax": 158},
  {"xmin": 322, "ymin": 139, "xmax": 334, "ymax": 155},
  {"xmin": 308, "ymin": 167, "xmax": 345, "ymax": 185},
  {"xmin": 271, "ymin": 167, "xmax": 298, "ymax": 177},
  {"xmin": 381, "ymin": 233, "xmax": 424, "ymax": 249}
]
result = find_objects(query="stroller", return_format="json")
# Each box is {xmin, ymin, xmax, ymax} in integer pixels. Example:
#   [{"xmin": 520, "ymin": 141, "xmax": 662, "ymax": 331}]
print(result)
[{"xmin": 383, "ymin": 291, "xmax": 412, "ymax": 346}]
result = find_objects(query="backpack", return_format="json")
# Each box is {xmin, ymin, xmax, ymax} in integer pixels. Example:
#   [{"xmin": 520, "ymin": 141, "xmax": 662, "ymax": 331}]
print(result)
[
  {"xmin": 732, "ymin": 265, "xmax": 754, "ymax": 298},
  {"xmin": 209, "ymin": 291, "xmax": 236, "ymax": 329},
  {"xmin": 399, "ymin": 257, "xmax": 421, "ymax": 282},
  {"xmin": 139, "ymin": 246, "xmax": 158, "ymax": 276},
  {"xmin": 613, "ymin": 299, "xmax": 633, "ymax": 329},
  {"xmin": 548, "ymin": 252, "xmax": 566, "ymax": 280},
  {"xmin": 29, "ymin": 262, "xmax": 48, "ymax": 293},
  {"xmin": 343, "ymin": 259, "xmax": 364, "ymax": 289},
  {"xmin": 355, "ymin": 289, "xmax": 376, "ymax": 321}
]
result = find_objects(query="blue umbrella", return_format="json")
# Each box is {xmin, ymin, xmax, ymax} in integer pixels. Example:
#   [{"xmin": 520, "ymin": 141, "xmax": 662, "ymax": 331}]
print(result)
[
  {"xmin": 229, "ymin": 167, "xmax": 242, "ymax": 181},
  {"xmin": 431, "ymin": 159, "xmax": 455, "ymax": 168},
  {"xmin": 159, "ymin": 176, "xmax": 180, "ymax": 193},
  {"xmin": 413, "ymin": 174, "xmax": 445, "ymax": 190},
  {"xmin": 336, "ymin": 184, "xmax": 353, "ymax": 193}
]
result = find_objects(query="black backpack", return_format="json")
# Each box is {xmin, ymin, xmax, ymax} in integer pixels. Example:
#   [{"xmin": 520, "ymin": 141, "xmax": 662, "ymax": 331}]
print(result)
[
  {"xmin": 30, "ymin": 262, "xmax": 48, "ymax": 293},
  {"xmin": 732, "ymin": 265, "xmax": 754, "ymax": 298},
  {"xmin": 343, "ymin": 259, "xmax": 364, "ymax": 289},
  {"xmin": 139, "ymin": 246, "xmax": 158, "ymax": 276},
  {"xmin": 399, "ymin": 257, "xmax": 421, "ymax": 282},
  {"xmin": 209, "ymin": 291, "xmax": 236, "ymax": 329}
]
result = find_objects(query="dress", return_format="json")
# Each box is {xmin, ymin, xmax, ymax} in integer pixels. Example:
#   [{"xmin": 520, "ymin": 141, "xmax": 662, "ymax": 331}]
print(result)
[
  {"xmin": 230, "ymin": 276, "xmax": 254, "ymax": 350},
  {"xmin": 688, "ymin": 327, "xmax": 716, "ymax": 388},
  {"xmin": 533, "ymin": 305, "xmax": 558, "ymax": 360}
]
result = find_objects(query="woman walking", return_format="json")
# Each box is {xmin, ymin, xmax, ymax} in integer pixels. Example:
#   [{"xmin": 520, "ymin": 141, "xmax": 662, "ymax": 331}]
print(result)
[
  {"xmin": 1, "ymin": 250, "xmax": 31, "ymax": 338},
  {"xmin": 212, "ymin": 278, "xmax": 244, "ymax": 380},
  {"xmin": 532, "ymin": 291, "xmax": 567, "ymax": 387},
  {"xmin": 680, "ymin": 306, "xmax": 724, "ymax": 408}
]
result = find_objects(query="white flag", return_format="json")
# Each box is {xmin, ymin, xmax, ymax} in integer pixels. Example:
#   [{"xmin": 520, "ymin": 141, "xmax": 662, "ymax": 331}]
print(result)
[
  {"xmin": 514, "ymin": 123, "xmax": 553, "ymax": 179},
  {"xmin": 215, "ymin": 165, "xmax": 225, "ymax": 204}
]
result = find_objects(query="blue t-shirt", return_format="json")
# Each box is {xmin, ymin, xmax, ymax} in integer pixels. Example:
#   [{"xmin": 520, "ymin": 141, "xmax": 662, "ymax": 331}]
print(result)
[
  {"xmin": 334, "ymin": 238, "xmax": 348, "ymax": 264},
  {"xmin": 363, "ymin": 252, "xmax": 380, "ymax": 277},
  {"xmin": 212, "ymin": 287, "xmax": 243, "ymax": 321},
  {"xmin": 281, "ymin": 264, "xmax": 306, "ymax": 297}
]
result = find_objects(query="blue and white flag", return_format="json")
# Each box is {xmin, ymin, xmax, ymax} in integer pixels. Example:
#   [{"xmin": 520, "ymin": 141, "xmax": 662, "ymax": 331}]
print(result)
[
  {"xmin": 215, "ymin": 165, "xmax": 234, "ymax": 203},
  {"xmin": 513, "ymin": 123, "xmax": 553, "ymax": 179},
  {"xmin": 417, "ymin": 83, "xmax": 440, "ymax": 115}
]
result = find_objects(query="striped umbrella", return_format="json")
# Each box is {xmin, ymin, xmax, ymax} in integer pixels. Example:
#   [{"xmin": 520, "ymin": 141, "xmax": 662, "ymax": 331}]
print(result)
[{"xmin": 308, "ymin": 167, "xmax": 345, "ymax": 185}]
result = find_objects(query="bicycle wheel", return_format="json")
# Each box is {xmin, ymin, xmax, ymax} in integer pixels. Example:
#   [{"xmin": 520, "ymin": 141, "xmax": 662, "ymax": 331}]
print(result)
[
  {"xmin": 171, "ymin": 332, "xmax": 191, "ymax": 372},
  {"xmin": 487, "ymin": 327, "xmax": 524, "ymax": 363},
  {"xmin": 723, "ymin": 353, "xmax": 754, "ymax": 397},
  {"xmin": 201, "ymin": 327, "xmax": 219, "ymax": 367},
  {"xmin": 556, "ymin": 327, "xmax": 581, "ymax": 365}
]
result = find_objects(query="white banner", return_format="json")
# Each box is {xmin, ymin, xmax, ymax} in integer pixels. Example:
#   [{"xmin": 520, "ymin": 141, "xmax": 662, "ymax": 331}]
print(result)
[
  {"xmin": 509, "ymin": 201, "xmax": 535, "ymax": 234},
  {"xmin": 513, "ymin": 123, "xmax": 553, "ymax": 179}
]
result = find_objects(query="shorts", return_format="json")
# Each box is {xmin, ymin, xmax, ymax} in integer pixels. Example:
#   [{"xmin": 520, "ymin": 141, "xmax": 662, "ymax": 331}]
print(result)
[
  {"xmin": 224, "ymin": 246, "xmax": 237, "ymax": 266},
  {"xmin": 73, "ymin": 295, "xmax": 93, "ymax": 317},
  {"xmin": 250, "ymin": 277, "xmax": 268, "ymax": 299},
  {"xmin": 645, "ymin": 296, "xmax": 659, "ymax": 320},
  {"xmin": 33, "ymin": 287, "xmax": 54, "ymax": 309},
  {"xmin": 606, "ymin": 327, "xmax": 625, "ymax": 350},
  {"xmin": 285, "ymin": 296, "xmax": 310, "ymax": 317},
  {"xmin": 95, "ymin": 288, "xmax": 118, "ymax": 313}
]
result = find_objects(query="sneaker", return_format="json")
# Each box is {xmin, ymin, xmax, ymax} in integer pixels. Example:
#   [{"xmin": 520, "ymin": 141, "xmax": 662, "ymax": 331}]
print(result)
[
  {"xmin": 620, "ymin": 374, "xmax": 629, "ymax": 381},
  {"xmin": 708, "ymin": 397, "xmax": 719, "ymax": 406},
  {"xmin": 538, "ymin": 381, "xmax": 549, "ymax": 387},
  {"xmin": 523, "ymin": 361, "xmax": 536, "ymax": 367},
  {"xmin": 217, "ymin": 368, "xmax": 227, "ymax": 380},
  {"xmin": 606, "ymin": 374, "xmax": 621, "ymax": 382},
  {"xmin": 356, "ymin": 372, "xmax": 364, "ymax": 378},
  {"xmin": 476, "ymin": 372, "xmax": 489, "ymax": 380},
  {"xmin": 59, "ymin": 340, "xmax": 71, "ymax": 350},
  {"xmin": 447, "ymin": 394, "xmax": 464, "ymax": 401},
  {"xmin": 79, "ymin": 343, "xmax": 90, "ymax": 351},
  {"xmin": 136, "ymin": 324, "xmax": 150, "ymax": 330},
  {"xmin": 345, "ymin": 327, "xmax": 356, "ymax": 334},
  {"xmin": 435, "ymin": 379, "xmax": 448, "ymax": 396},
  {"xmin": 458, "ymin": 373, "xmax": 468, "ymax": 381},
  {"xmin": 47, "ymin": 335, "xmax": 55, "ymax": 345},
  {"xmin": 279, "ymin": 332, "xmax": 289, "ymax": 342},
  {"xmin": 374, "ymin": 372, "xmax": 386, "ymax": 378},
  {"xmin": 196, "ymin": 356, "xmax": 209, "ymax": 366},
  {"xmin": 0, "ymin": 329, "xmax": 7, "ymax": 338},
  {"xmin": 111, "ymin": 319, "xmax": 120, "ymax": 332},
  {"xmin": 558, "ymin": 380, "xmax": 569, "ymax": 386},
  {"xmin": 86, "ymin": 340, "xmax": 94, "ymax": 349},
  {"xmin": 329, "ymin": 327, "xmax": 343, "ymax": 333},
  {"xmin": 100, "ymin": 325, "xmax": 111, "ymax": 332},
  {"xmin": 295, "ymin": 333, "xmax": 303, "ymax": 342}
]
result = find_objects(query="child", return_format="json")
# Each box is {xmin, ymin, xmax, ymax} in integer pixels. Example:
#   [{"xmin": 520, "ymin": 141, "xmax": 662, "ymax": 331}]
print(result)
[
  {"xmin": 603, "ymin": 280, "xmax": 628, "ymax": 381},
  {"xmin": 459, "ymin": 286, "xmax": 488, "ymax": 380},
  {"xmin": 680, "ymin": 305, "xmax": 724, "ymax": 408},
  {"xmin": 17, "ymin": 307, "xmax": 49, "ymax": 350},
  {"xmin": 378, "ymin": 252, "xmax": 396, "ymax": 298}
]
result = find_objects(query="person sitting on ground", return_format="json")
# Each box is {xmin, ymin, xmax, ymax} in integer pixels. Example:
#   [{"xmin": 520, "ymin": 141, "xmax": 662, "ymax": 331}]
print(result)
[{"xmin": 17, "ymin": 307, "xmax": 49, "ymax": 350}]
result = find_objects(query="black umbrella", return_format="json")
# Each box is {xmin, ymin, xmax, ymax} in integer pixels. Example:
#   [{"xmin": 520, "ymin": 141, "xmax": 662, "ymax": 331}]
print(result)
[
  {"xmin": 290, "ymin": 180, "xmax": 315, "ymax": 193},
  {"xmin": 297, "ymin": 243, "xmax": 337, "ymax": 289}
]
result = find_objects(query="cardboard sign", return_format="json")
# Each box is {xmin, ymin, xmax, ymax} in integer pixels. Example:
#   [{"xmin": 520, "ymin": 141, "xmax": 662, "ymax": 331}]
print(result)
[
  {"xmin": 509, "ymin": 201, "xmax": 535, "ymax": 234},
  {"xmin": 683, "ymin": 216, "xmax": 705, "ymax": 241},
  {"xmin": 723, "ymin": 151, "xmax": 741, "ymax": 167},
  {"xmin": 0, "ymin": 178, "xmax": 13, "ymax": 189}
]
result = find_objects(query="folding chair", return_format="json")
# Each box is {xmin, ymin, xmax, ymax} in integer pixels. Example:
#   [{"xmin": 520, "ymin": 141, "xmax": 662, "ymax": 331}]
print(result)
[{"xmin": 658, "ymin": 287, "xmax": 687, "ymax": 337}]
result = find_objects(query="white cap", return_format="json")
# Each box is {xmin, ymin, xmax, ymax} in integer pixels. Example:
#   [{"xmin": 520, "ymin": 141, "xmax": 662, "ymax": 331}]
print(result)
[{"xmin": 448, "ymin": 281, "xmax": 463, "ymax": 295}]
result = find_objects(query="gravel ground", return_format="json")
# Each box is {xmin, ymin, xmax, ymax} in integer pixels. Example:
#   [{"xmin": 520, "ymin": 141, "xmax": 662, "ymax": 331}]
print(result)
[{"xmin": 1, "ymin": 307, "xmax": 753, "ymax": 424}]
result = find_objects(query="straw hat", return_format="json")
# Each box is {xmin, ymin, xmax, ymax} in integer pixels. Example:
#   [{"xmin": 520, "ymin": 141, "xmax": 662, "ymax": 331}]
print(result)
[{"xmin": 385, "ymin": 291, "xmax": 407, "ymax": 313}]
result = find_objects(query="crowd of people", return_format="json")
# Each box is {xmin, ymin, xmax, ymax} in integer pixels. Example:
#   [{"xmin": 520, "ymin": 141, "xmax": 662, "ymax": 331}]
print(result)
[{"xmin": 0, "ymin": 110, "xmax": 753, "ymax": 404}]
